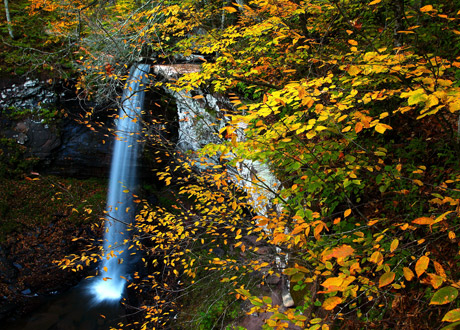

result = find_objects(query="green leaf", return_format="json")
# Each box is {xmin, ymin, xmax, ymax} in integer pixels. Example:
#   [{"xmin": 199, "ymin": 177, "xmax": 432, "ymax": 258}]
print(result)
[
  {"xmin": 284, "ymin": 267, "xmax": 299, "ymax": 275},
  {"xmin": 291, "ymin": 272, "xmax": 305, "ymax": 283},
  {"xmin": 262, "ymin": 296, "xmax": 273, "ymax": 304},
  {"xmin": 430, "ymin": 286, "xmax": 458, "ymax": 305},
  {"xmin": 442, "ymin": 309, "xmax": 460, "ymax": 323},
  {"xmin": 441, "ymin": 321, "xmax": 460, "ymax": 330}
]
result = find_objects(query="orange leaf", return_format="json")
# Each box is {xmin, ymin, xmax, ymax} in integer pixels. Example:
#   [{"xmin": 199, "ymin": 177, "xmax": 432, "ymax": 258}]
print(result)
[
  {"xmin": 415, "ymin": 256, "xmax": 430, "ymax": 277},
  {"xmin": 323, "ymin": 296, "xmax": 342, "ymax": 310},
  {"xmin": 420, "ymin": 5, "xmax": 434, "ymax": 12},
  {"xmin": 433, "ymin": 261, "xmax": 447, "ymax": 277},
  {"xmin": 291, "ymin": 224, "xmax": 307, "ymax": 236},
  {"xmin": 412, "ymin": 217, "xmax": 434, "ymax": 225},
  {"xmin": 223, "ymin": 6, "xmax": 238, "ymax": 13},
  {"xmin": 379, "ymin": 272, "xmax": 395, "ymax": 287},
  {"xmin": 344, "ymin": 209, "xmax": 352, "ymax": 217},
  {"xmin": 323, "ymin": 245, "xmax": 355, "ymax": 262},
  {"xmin": 355, "ymin": 122, "xmax": 363, "ymax": 133},
  {"xmin": 320, "ymin": 276, "xmax": 355, "ymax": 293},
  {"xmin": 403, "ymin": 267, "xmax": 415, "ymax": 281},
  {"xmin": 314, "ymin": 223, "xmax": 324, "ymax": 240}
]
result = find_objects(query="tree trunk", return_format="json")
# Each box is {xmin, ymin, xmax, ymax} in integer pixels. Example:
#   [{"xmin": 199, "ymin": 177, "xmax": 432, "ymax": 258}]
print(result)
[
  {"xmin": 4, "ymin": 0, "xmax": 14, "ymax": 39},
  {"xmin": 393, "ymin": 0, "xmax": 404, "ymax": 47}
]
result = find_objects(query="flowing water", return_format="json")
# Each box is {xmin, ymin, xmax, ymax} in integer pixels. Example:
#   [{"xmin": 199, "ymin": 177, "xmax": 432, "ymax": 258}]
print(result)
[{"xmin": 90, "ymin": 64, "xmax": 150, "ymax": 302}]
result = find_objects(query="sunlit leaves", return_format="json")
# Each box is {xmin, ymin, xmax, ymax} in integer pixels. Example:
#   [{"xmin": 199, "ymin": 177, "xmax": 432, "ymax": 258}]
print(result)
[{"xmin": 53, "ymin": 0, "xmax": 460, "ymax": 328}]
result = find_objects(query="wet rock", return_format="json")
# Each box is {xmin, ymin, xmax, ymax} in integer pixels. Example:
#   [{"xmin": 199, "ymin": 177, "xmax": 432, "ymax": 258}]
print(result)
[
  {"xmin": 213, "ymin": 247, "xmax": 225, "ymax": 258},
  {"xmin": 48, "ymin": 120, "xmax": 112, "ymax": 177},
  {"xmin": 0, "ymin": 79, "xmax": 56, "ymax": 110},
  {"xmin": 25, "ymin": 120, "xmax": 61, "ymax": 159},
  {"xmin": 21, "ymin": 289, "xmax": 32, "ymax": 295},
  {"xmin": 265, "ymin": 274, "xmax": 281, "ymax": 285},
  {"xmin": 255, "ymin": 246, "xmax": 271, "ymax": 255},
  {"xmin": 12, "ymin": 262, "xmax": 22, "ymax": 270},
  {"xmin": 0, "ymin": 248, "xmax": 17, "ymax": 283},
  {"xmin": 243, "ymin": 235, "xmax": 265, "ymax": 247}
]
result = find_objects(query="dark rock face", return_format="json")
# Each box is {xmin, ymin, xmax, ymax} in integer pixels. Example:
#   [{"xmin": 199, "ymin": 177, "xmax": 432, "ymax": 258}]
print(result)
[
  {"xmin": 18, "ymin": 119, "xmax": 61, "ymax": 159},
  {"xmin": 0, "ymin": 79, "xmax": 115, "ymax": 178},
  {"xmin": 0, "ymin": 79, "xmax": 57, "ymax": 110},
  {"xmin": 0, "ymin": 74, "xmax": 181, "ymax": 178},
  {"xmin": 47, "ymin": 120, "xmax": 112, "ymax": 177}
]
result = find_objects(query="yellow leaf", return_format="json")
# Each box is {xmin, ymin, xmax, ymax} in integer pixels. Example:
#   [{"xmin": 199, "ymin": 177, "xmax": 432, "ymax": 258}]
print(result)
[
  {"xmin": 425, "ymin": 94, "xmax": 439, "ymax": 108},
  {"xmin": 321, "ymin": 277, "xmax": 344, "ymax": 291},
  {"xmin": 413, "ymin": 179, "xmax": 423, "ymax": 186},
  {"xmin": 348, "ymin": 39, "xmax": 358, "ymax": 46},
  {"xmin": 375, "ymin": 123, "xmax": 392, "ymax": 134},
  {"xmin": 415, "ymin": 256, "xmax": 430, "ymax": 277},
  {"xmin": 369, "ymin": 251, "xmax": 383, "ymax": 265},
  {"xmin": 348, "ymin": 65, "xmax": 361, "ymax": 76},
  {"xmin": 344, "ymin": 209, "xmax": 352, "ymax": 217},
  {"xmin": 403, "ymin": 267, "xmax": 415, "ymax": 281},
  {"xmin": 223, "ymin": 6, "xmax": 237, "ymax": 13},
  {"xmin": 103, "ymin": 266, "xmax": 108, "ymax": 272},
  {"xmin": 390, "ymin": 239, "xmax": 399, "ymax": 252},
  {"xmin": 368, "ymin": 0, "xmax": 381, "ymax": 5},
  {"xmin": 322, "ymin": 296, "xmax": 342, "ymax": 310}
]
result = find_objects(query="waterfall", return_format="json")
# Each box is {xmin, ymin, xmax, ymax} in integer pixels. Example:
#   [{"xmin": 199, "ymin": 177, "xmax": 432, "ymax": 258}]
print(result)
[{"xmin": 90, "ymin": 64, "xmax": 149, "ymax": 303}]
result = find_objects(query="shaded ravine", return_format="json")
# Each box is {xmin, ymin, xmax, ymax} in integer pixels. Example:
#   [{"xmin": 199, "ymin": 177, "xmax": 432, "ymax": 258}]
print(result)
[{"xmin": 3, "ymin": 64, "xmax": 150, "ymax": 329}]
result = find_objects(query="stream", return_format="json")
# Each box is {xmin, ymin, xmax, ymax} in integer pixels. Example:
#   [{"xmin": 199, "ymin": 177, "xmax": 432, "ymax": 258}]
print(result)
[{"xmin": 3, "ymin": 280, "xmax": 127, "ymax": 330}]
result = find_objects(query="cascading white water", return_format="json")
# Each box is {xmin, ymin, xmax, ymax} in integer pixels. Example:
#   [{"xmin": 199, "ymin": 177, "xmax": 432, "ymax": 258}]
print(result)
[{"xmin": 90, "ymin": 64, "xmax": 149, "ymax": 303}]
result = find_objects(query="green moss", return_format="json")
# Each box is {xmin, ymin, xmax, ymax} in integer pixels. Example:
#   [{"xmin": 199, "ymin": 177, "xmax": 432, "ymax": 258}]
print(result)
[
  {"xmin": 0, "ymin": 137, "xmax": 39, "ymax": 178},
  {"xmin": 0, "ymin": 176, "xmax": 107, "ymax": 242}
]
